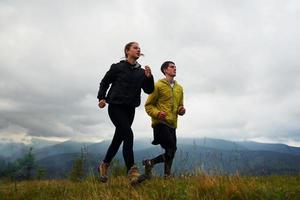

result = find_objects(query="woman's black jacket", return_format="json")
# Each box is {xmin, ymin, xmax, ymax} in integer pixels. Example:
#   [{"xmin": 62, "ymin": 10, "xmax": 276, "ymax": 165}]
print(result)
[{"xmin": 97, "ymin": 60, "xmax": 154, "ymax": 107}]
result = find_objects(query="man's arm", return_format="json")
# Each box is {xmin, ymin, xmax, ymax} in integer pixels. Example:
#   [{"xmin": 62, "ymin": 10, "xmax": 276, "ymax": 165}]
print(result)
[
  {"xmin": 145, "ymin": 86, "xmax": 160, "ymax": 118},
  {"xmin": 178, "ymin": 89, "xmax": 185, "ymax": 116}
]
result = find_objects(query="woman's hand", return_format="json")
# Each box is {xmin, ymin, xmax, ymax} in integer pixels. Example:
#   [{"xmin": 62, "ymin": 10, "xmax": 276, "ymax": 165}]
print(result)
[
  {"xmin": 98, "ymin": 99, "xmax": 106, "ymax": 109},
  {"xmin": 144, "ymin": 65, "xmax": 152, "ymax": 78}
]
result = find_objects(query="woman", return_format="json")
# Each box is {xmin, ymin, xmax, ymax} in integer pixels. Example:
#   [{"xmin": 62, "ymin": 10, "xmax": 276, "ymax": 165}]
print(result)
[{"xmin": 97, "ymin": 42, "xmax": 154, "ymax": 183}]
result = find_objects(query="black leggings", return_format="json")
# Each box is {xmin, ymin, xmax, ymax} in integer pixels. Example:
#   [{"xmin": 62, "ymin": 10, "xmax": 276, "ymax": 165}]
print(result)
[{"xmin": 103, "ymin": 104, "xmax": 135, "ymax": 172}]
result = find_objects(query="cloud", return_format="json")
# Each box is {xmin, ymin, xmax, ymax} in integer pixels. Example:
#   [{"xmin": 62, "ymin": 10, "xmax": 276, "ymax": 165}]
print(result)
[{"xmin": 1, "ymin": 0, "xmax": 300, "ymax": 146}]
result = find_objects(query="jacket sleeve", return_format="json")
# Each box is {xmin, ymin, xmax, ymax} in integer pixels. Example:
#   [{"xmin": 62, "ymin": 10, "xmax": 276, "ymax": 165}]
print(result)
[
  {"xmin": 97, "ymin": 64, "xmax": 116, "ymax": 100},
  {"xmin": 145, "ymin": 85, "xmax": 160, "ymax": 118},
  {"xmin": 179, "ymin": 89, "xmax": 184, "ymax": 107},
  {"xmin": 176, "ymin": 87, "xmax": 184, "ymax": 114},
  {"xmin": 142, "ymin": 74, "xmax": 154, "ymax": 94}
]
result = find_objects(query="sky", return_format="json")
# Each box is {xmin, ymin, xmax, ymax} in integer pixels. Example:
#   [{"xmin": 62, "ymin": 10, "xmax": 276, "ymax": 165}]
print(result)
[{"xmin": 1, "ymin": 0, "xmax": 300, "ymax": 146}]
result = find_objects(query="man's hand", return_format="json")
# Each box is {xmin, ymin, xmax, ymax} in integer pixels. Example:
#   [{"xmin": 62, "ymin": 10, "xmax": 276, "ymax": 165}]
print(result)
[
  {"xmin": 98, "ymin": 99, "xmax": 106, "ymax": 109},
  {"xmin": 178, "ymin": 106, "xmax": 186, "ymax": 116},
  {"xmin": 157, "ymin": 111, "xmax": 167, "ymax": 121},
  {"xmin": 144, "ymin": 65, "xmax": 152, "ymax": 78}
]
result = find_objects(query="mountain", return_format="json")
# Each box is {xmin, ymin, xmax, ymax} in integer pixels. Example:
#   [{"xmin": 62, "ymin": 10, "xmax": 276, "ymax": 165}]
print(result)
[
  {"xmin": 86, "ymin": 138, "xmax": 153, "ymax": 155},
  {"xmin": 171, "ymin": 144, "xmax": 300, "ymax": 175},
  {"xmin": 35, "ymin": 144, "xmax": 300, "ymax": 178},
  {"xmin": 238, "ymin": 141, "xmax": 300, "ymax": 156},
  {"xmin": 29, "ymin": 138, "xmax": 60, "ymax": 150},
  {"xmin": 132, "ymin": 144, "xmax": 300, "ymax": 176},
  {"xmin": 0, "ymin": 142, "xmax": 29, "ymax": 161},
  {"xmin": 1, "ymin": 138, "xmax": 300, "ymax": 179},
  {"xmin": 37, "ymin": 152, "xmax": 100, "ymax": 179},
  {"xmin": 132, "ymin": 138, "xmax": 154, "ymax": 151},
  {"xmin": 34, "ymin": 140, "xmax": 93, "ymax": 160},
  {"xmin": 177, "ymin": 138, "xmax": 247, "ymax": 151},
  {"xmin": 85, "ymin": 140, "xmax": 111, "ymax": 156},
  {"xmin": 177, "ymin": 138, "xmax": 300, "ymax": 156},
  {"xmin": 0, "ymin": 138, "xmax": 59, "ymax": 161}
]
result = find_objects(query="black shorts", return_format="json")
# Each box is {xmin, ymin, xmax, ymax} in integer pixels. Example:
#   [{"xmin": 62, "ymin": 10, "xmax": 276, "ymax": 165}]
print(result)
[{"xmin": 152, "ymin": 124, "xmax": 177, "ymax": 150}]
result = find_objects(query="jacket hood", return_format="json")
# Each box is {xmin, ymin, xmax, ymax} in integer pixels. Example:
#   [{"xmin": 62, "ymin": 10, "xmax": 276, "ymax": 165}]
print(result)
[
  {"xmin": 120, "ymin": 60, "xmax": 141, "ymax": 69},
  {"xmin": 158, "ymin": 78, "xmax": 177, "ymax": 86}
]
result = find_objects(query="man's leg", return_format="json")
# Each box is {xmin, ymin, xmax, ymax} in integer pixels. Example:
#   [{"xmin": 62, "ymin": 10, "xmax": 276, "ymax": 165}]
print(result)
[
  {"xmin": 143, "ymin": 124, "xmax": 177, "ymax": 178},
  {"xmin": 162, "ymin": 127, "xmax": 177, "ymax": 178}
]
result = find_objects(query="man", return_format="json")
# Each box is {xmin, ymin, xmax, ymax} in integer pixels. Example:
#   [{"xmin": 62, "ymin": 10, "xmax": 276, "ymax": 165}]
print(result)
[{"xmin": 142, "ymin": 61, "xmax": 185, "ymax": 179}]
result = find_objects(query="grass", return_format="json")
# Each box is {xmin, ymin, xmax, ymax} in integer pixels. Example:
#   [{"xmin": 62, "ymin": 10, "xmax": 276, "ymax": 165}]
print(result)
[{"xmin": 0, "ymin": 174, "xmax": 300, "ymax": 200}]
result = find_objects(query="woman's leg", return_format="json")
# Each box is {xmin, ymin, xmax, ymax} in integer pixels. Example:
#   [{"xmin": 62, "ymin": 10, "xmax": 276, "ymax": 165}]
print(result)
[
  {"xmin": 99, "ymin": 104, "xmax": 125, "ymax": 182},
  {"xmin": 121, "ymin": 106, "xmax": 135, "ymax": 172},
  {"xmin": 103, "ymin": 104, "xmax": 127, "ymax": 164},
  {"xmin": 103, "ymin": 104, "xmax": 135, "ymax": 172}
]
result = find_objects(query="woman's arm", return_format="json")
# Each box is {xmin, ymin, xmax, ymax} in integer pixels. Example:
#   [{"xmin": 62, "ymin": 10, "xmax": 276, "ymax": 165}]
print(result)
[
  {"xmin": 142, "ymin": 65, "xmax": 154, "ymax": 94},
  {"xmin": 97, "ymin": 64, "xmax": 116, "ymax": 100},
  {"xmin": 142, "ymin": 75, "xmax": 154, "ymax": 94}
]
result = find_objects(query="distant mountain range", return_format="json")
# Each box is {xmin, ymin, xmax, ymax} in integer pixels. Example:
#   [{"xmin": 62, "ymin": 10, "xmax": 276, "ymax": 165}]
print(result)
[{"xmin": 1, "ymin": 138, "xmax": 299, "ymax": 178}]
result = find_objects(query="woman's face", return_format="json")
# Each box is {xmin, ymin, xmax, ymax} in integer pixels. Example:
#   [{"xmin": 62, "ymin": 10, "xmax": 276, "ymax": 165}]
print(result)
[{"xmin": 126, "ymin": 43, "xmax": 141, "ymax": 60}]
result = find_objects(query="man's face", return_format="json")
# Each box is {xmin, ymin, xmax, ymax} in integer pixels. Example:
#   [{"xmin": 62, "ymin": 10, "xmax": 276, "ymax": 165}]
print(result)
[{"xmin": 164, "ymin": 64, "xmax": 176, "ymax": 77}]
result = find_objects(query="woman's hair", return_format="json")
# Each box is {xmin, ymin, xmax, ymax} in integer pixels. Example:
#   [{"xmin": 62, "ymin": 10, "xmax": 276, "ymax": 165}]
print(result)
[
  {"xmin": 161, "ymin": 61, "xmax": 175, "ymax": 74},
  {"xmin": 124, "ymin": 42, "xmax": 144, "ymax": 58}
]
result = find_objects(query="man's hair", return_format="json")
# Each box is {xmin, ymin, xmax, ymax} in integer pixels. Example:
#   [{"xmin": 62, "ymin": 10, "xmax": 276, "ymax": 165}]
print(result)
[{"xmin": 160, "ymin": 61, "xmax": 175, "ymax": 75}]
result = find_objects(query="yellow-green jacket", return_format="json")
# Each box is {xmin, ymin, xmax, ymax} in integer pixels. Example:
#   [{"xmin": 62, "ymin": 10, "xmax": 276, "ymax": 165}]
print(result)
[{"xmin": 145, "ymin": 79, "xmax": 184, "ymax": 128}]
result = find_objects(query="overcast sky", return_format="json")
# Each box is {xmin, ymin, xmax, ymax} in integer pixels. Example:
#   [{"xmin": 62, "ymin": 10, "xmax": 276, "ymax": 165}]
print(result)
[{"xmin": 1, "ymin": 0, "xmax": 300, "ymax": 146}]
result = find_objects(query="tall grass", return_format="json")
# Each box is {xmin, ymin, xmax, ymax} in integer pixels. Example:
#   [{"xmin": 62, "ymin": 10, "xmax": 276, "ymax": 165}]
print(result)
[{"xmin": 1, "ymin": 173, "xmax": 299, "ymax": 200}]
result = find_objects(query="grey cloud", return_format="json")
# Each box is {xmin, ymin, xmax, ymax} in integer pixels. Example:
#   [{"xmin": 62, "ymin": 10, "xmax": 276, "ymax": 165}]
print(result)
[{"xmin": 1, "ymin": 0, "xmax": 300, "ymax": 145}]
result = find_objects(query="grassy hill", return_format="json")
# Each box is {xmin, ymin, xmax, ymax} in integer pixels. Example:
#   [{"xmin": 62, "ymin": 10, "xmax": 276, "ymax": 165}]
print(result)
[{"xmin": 0, "ymin": 174, "xmax": 299, "ymax": 200}]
